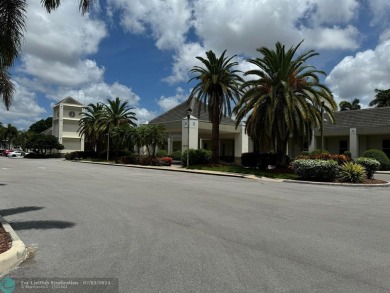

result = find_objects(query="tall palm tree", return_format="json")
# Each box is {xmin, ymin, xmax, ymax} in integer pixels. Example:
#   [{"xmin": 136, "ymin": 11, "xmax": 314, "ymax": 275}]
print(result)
[
  {"xmin": 339, "ymin": 98, "xmax": 361, "ymax": 111},
  {"xmin": 369, "ymin": 89, "xmax": 390, "ymax": 107},
  {"xmin": 97, "ymin": 97, "xmax": 137, "ymax": 158},
  {"xmin": 78, "ymin": 103, "xmax": 104, "ymax": 152},
  {"xmin": 3, "ymin": 123, "xmax": 18, "ymax": 148},
  {"xmin": 234, "ymin": 41, "xmax": 336, "ymax": 166},
  {"xmin": 188, "ymin": 50, "xmax": 243, "ymax": 163},
  {"xmin": 0, "ymin": 0, "xmax": 93, "ymax": 110}
]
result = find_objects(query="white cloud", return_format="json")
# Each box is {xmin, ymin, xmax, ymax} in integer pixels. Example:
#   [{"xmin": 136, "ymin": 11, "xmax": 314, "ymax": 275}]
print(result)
[
  {"xmin": 368, "ymin": 0, "xmax": 390, "ymax": 26},
  {"xmin": 157, "ymin": 87, "xmax": 189, "ymax": 111},
  {"xmin": 326, "ymin": 39, "xmax": 390, "ymax": 107},
  {"xmin": 107, "ymin": 0, "xmax": 191, "ymax": 50},
  {"xmin": 134, "ymin": 107, "xmax": 156, "ymax": 124},
  {"xmin": 0, "ymin": 82, "xmax": 47, "ymax": 129}
]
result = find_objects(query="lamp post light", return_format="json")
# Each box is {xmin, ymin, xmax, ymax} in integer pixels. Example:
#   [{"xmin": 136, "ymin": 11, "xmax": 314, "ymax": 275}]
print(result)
[
  {"xmin": 186, "ymin": 107, "xmax": 192, "ymax": 167},
  {"xmin": 107, "ymin": 131, "xmax": 110, "ymax": 162},
  {"xmin": 320, "ymin": 101, "xmax": 325, "ymax": 154}
]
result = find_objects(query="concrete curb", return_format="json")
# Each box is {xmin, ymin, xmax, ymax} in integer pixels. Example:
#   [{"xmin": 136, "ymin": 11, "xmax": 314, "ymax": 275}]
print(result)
[
  {"xmin": 73, "ymin": 160, "xmax": 287, "ymax": 182},
  {"xmin": 71, "ymin": 160, "xmax": 388, "ymax": 186},
  {"xmin": 284, "ymin": 179, "xmax": 390, "ymax": 187},
  {"xmin": 0, "ymin": 216, "xmax": 27, "ymax": 277}
]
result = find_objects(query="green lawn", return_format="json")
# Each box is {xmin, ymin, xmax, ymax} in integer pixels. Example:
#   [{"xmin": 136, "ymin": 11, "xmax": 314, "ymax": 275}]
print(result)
[{"xmin": 187, "ymin": 165, "xmax": 298, "ymax": 180}]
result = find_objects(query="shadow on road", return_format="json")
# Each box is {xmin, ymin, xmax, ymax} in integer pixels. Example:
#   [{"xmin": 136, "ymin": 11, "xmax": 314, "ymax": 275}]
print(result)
[
  {"xmin": 10, "ymin": 220, "xmax": 75, "ymax": 230},
  {"xmin": 0, "ymin": 206, "xmax": 44, "ymax": 216}
]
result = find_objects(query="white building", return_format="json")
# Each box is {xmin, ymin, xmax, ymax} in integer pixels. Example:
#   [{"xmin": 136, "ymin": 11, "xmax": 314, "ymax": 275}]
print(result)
[{"xmin": 52, "ymin": 97, "xmax": 84, "ymax": 153}]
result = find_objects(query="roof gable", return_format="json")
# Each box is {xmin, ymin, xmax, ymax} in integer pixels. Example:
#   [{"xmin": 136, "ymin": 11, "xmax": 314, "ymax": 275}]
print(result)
[
  {"xmin": 56, "ymin": 96, "xmax": 83, "ymax": 106},
  {"xmin": 149, "ymin": 100, "xmax": 236, "ymax": 125}
]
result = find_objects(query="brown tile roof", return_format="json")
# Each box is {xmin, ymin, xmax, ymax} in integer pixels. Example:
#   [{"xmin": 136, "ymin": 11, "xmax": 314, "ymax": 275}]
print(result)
[
  {"xmin": 325, "ymin": 107, "xmax": 390, "ymax": 129},
  {"xmin": 149, "ymin": 100, "xmax": 236, "ymax": 125}
]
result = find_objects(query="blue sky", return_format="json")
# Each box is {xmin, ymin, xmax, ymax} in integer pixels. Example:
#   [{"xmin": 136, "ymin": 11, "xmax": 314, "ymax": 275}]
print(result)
[{"xmin": 2, "ymin": 0, "xmax": 390, "ymax": 129}]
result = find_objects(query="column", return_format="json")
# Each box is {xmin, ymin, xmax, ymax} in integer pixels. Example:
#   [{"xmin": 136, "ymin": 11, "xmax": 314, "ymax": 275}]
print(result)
[
  {"xmin": 182, "ymin": 116, "xmax": 199, "ymax": 152},
  {"xmin": 308, "ymin": 129, "xmax": 316, "ymax": 152},
  {"xmin": 349, "ymin": 128, "xmax": 358, "ymax": 158},
  {"xmin": 234, "ymin": 124, "xmax": 249, "ymax": 164}
]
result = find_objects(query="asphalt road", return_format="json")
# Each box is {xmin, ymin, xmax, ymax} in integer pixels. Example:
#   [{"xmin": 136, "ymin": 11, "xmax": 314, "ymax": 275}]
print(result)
[{"xmin": 1, "ymin": 158, "xmax": 390, "ymax": 292}]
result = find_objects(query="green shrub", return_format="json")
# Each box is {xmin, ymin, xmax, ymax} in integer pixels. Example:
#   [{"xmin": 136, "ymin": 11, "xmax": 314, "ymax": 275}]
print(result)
[
  {"xmin": 355, "ymin": 157, "xmax": 380, "ymax": 179},
  {"xmin": 361, "ymin": 149, "xmax": 390, "ymax": 170},
  {"xmin": 300, "ymin": 151, "xmax": 310, "ymax": 156},
  {"xmin": 64, "ymin": 152, "xmax": 78, "ymax": 160},
  {"xmin": 156, "ymin": 150, "xmax": 168, "ymax": 157},
  {"xmin": 117, "ymin": 155, "xmax": 138, "ymax": 164},
  {"xmin": 292, "ymin": 159, "xmax": 339, "ymax": 181},
  {"xmin": 343, "ymin": 151, "xmax": 352, "ymax": 158},
  {"xmin": 170, "ymin": 150, "xmax": 182, "ymax": 160},
  {"xmin": 241, "ymin": 152, "xmax": 261, "ymax": 168},
  {"xmin": 295, "ymin": 153, "xmax": 350, "ymax": 165},
  {"xmin": 310, "ymin": 149, "xmax": 329, "ymax": 155},
  {"xmin": 182, "ymin": 149, "xmax": 212, "ymax": 167},
  {"xmin": 338, "ymin": 162, "xmax": 366, "ymax": 183}
]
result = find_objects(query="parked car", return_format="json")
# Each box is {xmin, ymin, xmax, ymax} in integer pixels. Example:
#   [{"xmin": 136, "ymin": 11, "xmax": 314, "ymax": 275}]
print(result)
[
  {"xmin": 7, "ymin": 151, "xmax": 25, "ymax": 158},
  {"xmin": 2, "ymin": 149, "xmax": 14, "ymax": 157}
]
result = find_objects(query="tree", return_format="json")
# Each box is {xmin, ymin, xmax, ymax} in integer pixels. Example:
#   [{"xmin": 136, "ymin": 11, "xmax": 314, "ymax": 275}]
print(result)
[
  {"xmin": 369, "ymin": 89, "xmax": 390, "ymax": 108},
  {"xmin": 28, "ymin": 117, "xmax": 53, "ymax": 133},
  {"xmin": 97, "ymin": 97, "xmax": 137, "ymax": 158},
  {"xmin": 0, "ymin": 0, "xmax": 93, "ymax": 110},
  {"xmin": 339, "ymin": 98, "xmax": 361, "ymax": 111},
  {"xmin": 26, "ymin": 133, "xmax": 63, "ymax": 154},
  {"xmin": 188, "ymin": 50, "xmax": 243, "ymax": 163},
  {"xmin": 78, "ymin": 103, "xmax": 104, "ymax": 152},
  {"xmin": 143, "ymin": 124, "xmax": 167, "ymax": 156},
  {"xmin": 2, "ymin": 123, "xmax": 18, "ymax": 148},
  {"xmin": 234, "ymin": 41, "xmax": 337, "ymax": 166}
]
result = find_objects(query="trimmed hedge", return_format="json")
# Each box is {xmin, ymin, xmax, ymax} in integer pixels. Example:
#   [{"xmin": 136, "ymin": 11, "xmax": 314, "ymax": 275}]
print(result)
[
  {"xmin": 361, "ymin": 149, "xmax": 390, "ymax": 170},
  {"xmin": 295, "ymin": 153, "xmax": 350, "ymax": 165},
  {"xmin": 170, "ymin": 150, "xmax": 182, "ymax": 160},
  {"xmin": 25, "ymin": 153, "xmax": 63, "ymax": 159},
  {"xmin": 292, "ymin": 159, "xmax": 339, "ymax": 181},
  {"xmin": 182, "ymin": 149, "xmax": 212, "ymax": 167},
  {"xmin": 355, "ymin": 157, "xmax": 380, "ymax": 179},
  {"xmin": 310, "ymin": 149, "xmax": 329, "ymax": 155}
]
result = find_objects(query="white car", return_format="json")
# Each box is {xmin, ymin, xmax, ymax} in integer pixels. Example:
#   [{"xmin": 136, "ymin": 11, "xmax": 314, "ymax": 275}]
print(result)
[{"xmin": 7, "ymin": 151, "xmax": 26, "ymax": 158}]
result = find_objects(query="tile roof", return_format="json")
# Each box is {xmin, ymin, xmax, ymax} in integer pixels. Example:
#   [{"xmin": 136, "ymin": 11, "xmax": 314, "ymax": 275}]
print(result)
[
  {"xmin": 56, "ymin": 96, "xmax": 83, "ymax": 106},
  {"xmin": 325, "ymin": 107, "xmax": 390, "ymax": 129},
  {"xmin": 149, "ymin": 100, "xmax": 236, "ymax": 125}
]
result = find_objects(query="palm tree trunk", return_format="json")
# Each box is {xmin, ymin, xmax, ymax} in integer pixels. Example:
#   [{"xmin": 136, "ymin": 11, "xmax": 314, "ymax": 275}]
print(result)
[{"xmin": 211, "ymin": 104, "xmax": 220, "ymax": 164}]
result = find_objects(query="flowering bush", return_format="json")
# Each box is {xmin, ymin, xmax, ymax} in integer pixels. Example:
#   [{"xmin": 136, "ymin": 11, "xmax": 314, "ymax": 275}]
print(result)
[
  {"xmin": 292, "ymin": 159, "xmax": 339, "ymax": 181},
  {"xmin": 355, "ymin": 157, "xmax": 380, "ymax": 179},
  {"xmin": 295, "ymin": 153, "xmax": 350, "ymax": 165}
]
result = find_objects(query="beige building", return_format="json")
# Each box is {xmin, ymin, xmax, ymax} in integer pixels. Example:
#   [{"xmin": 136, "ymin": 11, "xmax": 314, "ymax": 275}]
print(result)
[{"xmin": 52, "ymin": 97, "xmax": 84, "ymax": 153}]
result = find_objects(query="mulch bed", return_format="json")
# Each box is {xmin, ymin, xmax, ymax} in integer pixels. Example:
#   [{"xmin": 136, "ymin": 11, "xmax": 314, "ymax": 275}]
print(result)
[
  {"xmin": 0, "ymin": 223, "xmax": 12, "ymax": 254},
  {"xmin": 334, "ymin": 178, "xmax": 388, "ymax": 184}
]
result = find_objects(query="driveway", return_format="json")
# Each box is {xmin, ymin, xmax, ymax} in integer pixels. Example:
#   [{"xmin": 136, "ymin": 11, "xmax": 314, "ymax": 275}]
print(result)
[{"xmin": 1, "ymin": 158, "xmax": 390, "ymax": 292}]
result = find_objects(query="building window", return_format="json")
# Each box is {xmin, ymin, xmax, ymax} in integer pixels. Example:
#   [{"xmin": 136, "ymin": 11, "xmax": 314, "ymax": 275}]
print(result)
[
  {"xmin": 383, "ymin": 140, "xmax": 390, "ymax": 157},
  {"xmin": 339, "ymin": 140, "xmax": 348, "ymax": 154}
]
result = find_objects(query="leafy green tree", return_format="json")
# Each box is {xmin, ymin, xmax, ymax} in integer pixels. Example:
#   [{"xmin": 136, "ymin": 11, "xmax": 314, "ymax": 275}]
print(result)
[
  {"xmin": 28, "ymin": 117, "xmax": 53, "ymax": 133},
  {"xmin": 369, "ymin": 89, "xmax": 390, "ymax": 108},
  {"xmin": 234, "ymin": 41, "xmax": 336, "ymax": 166},
  {"xmin": 143, "ymin": 124, "xmax": 167, "ymax": 156},
  {"xmin": 0, "ymin": 0, "xmax": 92, "ymax": 110},
  {"xmin": 12, "ymin": 130, "xmax": 30, "ymax": 150},
  {"xmin": 26, "ymin": 133, "xmax": 63, "ymax": 154},
  {"xmin": 189, "ymin": 50, "xmax": 243, "ymax": 163},
  {"xmin": 2, "ymin": 123, "xmax": 18, "ymax": 148},
  {"xmin": 339, "ymin": 98, "xmax": 361, "ymax": 111}
]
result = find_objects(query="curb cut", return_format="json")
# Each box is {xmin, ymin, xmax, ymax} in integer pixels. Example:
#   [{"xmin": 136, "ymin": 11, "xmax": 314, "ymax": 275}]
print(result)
[
  {"xmin": 0, "ymin": 216, "xmax": 27, "ymax": 277},
  {"xmin": 283, "ymin": 179, "xmax": 390, "ymax": 187}
]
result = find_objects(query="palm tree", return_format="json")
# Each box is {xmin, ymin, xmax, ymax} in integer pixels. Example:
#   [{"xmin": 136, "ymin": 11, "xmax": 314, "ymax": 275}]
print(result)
[
  {"xmin": 369, "ymin": 89, "xmax": 390, "ymax": 107},
  {"xmin": 188, "ymin": 50, "xmax": 243, "ymax": 163},
  {"xmin": 97, "ymin": 97, "xmax": 137, "ymax": 159},
  {"xmin": 234, "ymin": 41, "xmax": 336, "ymax": 166},
  {"xmin": 339, "ymin": 98, "xmax": 361, "ymax": 111},
  {"xmin": 0, "ymin": 0, "xmax": 93, "ymax": 110},
  {"xmin": 3, "ymin": 123, "xmax": 18, "ymax": 148},
  {"xmin": 144, "ymin": 124, "xmax": 167, "ymax": 156},
  {"xmin": 78, "ymin": 103, "xmax": 104, "ymax": 152}
]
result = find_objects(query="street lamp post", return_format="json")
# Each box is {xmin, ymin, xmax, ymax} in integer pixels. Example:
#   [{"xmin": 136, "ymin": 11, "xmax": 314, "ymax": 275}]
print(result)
[
  {"xmin": 107, "ymin": 131, "xmax": 110, "ymax": 162},
  {"xmin": 320, "ymin": 101, "xmax": 325, "ymax": 154},
  {"xmin": 186, "ymin": 107, "xmax": 192, "ymax": 167}
]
